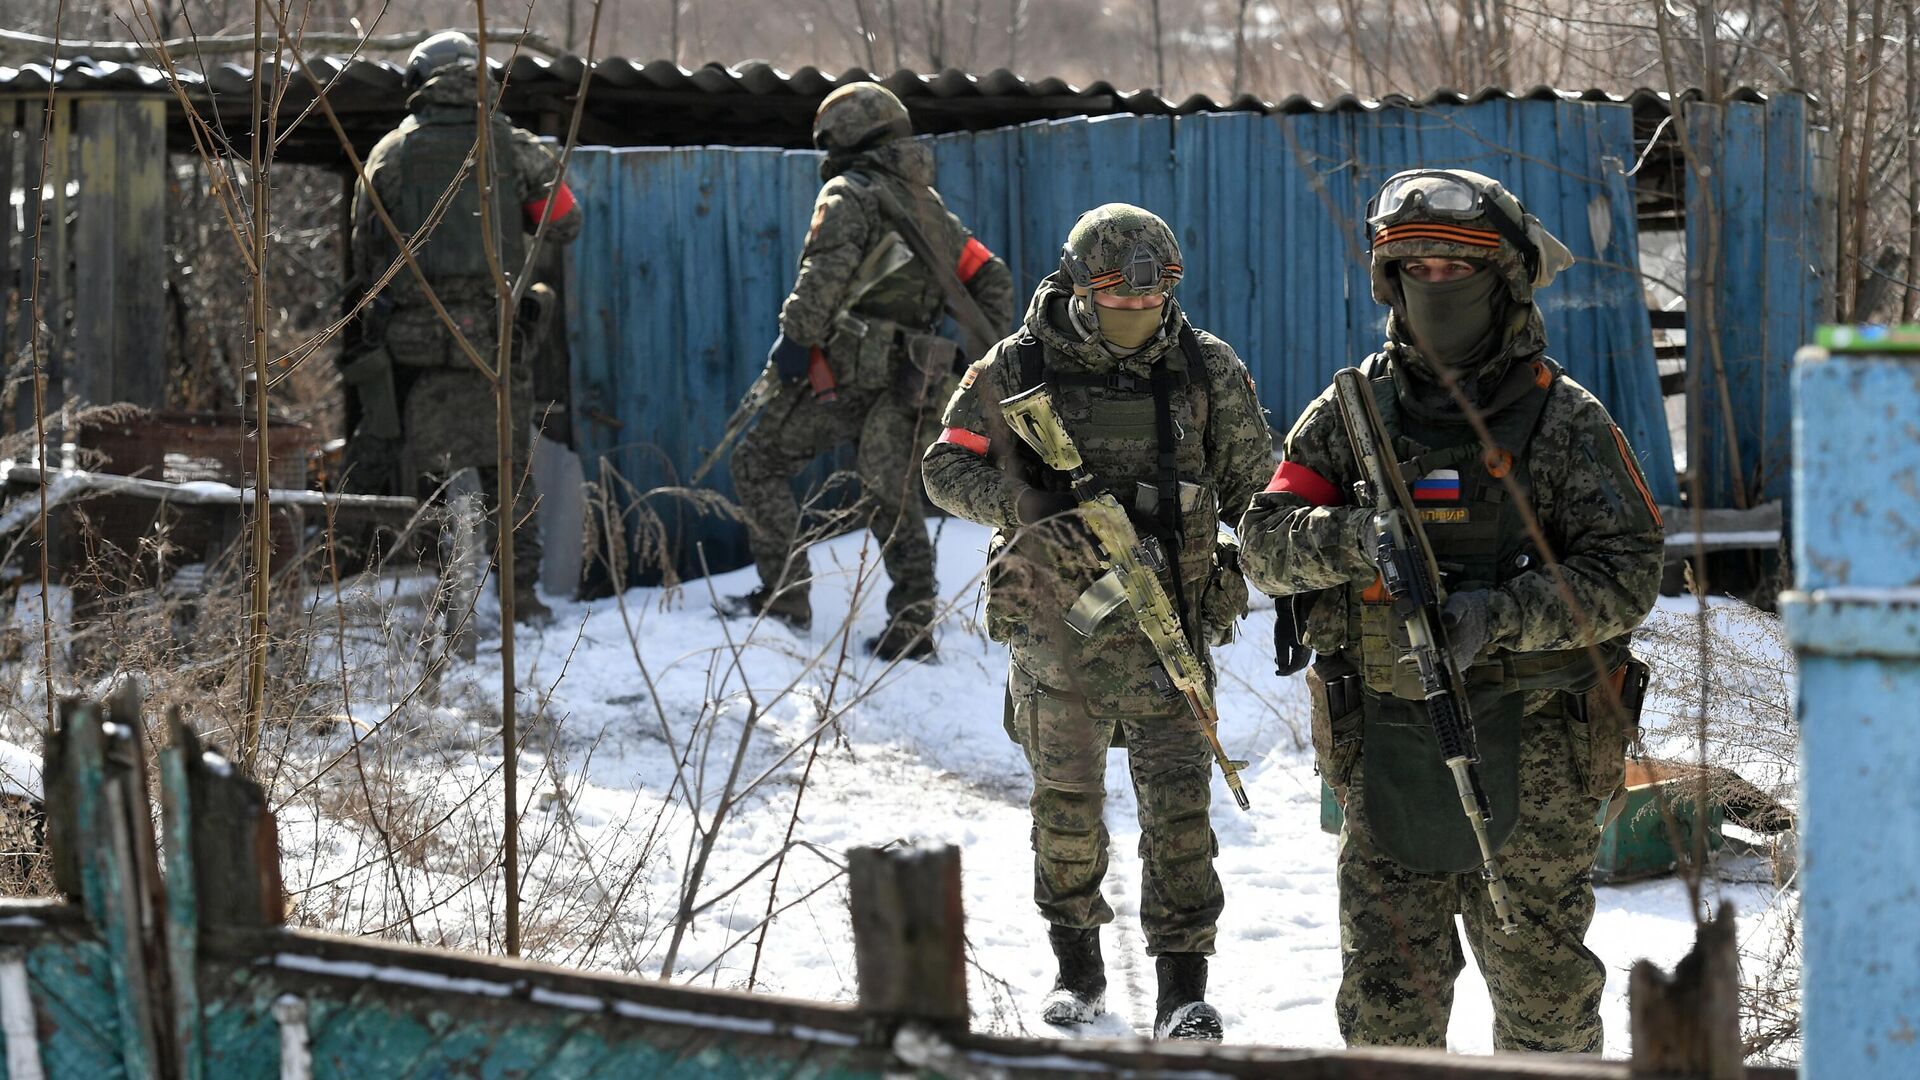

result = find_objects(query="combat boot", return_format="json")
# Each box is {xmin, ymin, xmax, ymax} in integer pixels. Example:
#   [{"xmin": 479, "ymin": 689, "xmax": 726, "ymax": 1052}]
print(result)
[
  {"xmin": 1153, "ymin": 953, "xmax": 1223, "ymax": 1041},
  {"xmin": 863, "ymin": 620, "xmax": 936, "ymax": 662},
  {"xmin": 718, "ymin": 586, "xmax": 811, "ymax": 633},
  {"xmin": 1039, "ymin": 925, "xmax": 1106, "ymax": 1025}
]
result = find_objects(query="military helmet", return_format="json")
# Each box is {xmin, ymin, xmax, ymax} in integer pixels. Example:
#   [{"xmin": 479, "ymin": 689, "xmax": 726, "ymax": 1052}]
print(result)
[
  {"xmin": 812, "ymin": 82, "xmax": 913, "ymax": 153},
  {"xmin": 1365, "ymin": 168, "xmax": 1572, "ymax": 304},
  {"xmin": 405, "ymin": 30, "xmax": 480, "ymax": 91},
  {"xmin": 1059, "ymin": 203, "xmax": 1184, "ymax": 298}
]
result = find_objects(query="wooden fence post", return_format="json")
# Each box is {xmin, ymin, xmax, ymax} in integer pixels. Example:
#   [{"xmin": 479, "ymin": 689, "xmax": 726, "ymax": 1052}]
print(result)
[
  {"xmin": 847, "ymin": 844, "xmax": 968, "ymax": 1038},
  {"xmin": 1629, "ymin": 902, "xmax": 1743, "ymax": 1079}
]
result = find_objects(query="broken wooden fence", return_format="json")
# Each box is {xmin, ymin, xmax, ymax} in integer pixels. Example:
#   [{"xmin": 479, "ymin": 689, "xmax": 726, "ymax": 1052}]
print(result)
[{"xmin": 0, "ymin": 689, "xmax": 1791, "ymax": 1078}]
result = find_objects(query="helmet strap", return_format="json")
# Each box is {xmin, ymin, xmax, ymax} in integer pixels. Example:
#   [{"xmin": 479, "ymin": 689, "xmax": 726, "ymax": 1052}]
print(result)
[{"xmin": 1480, "ymin": 206, "xmax": 1541, "ymax": 281}]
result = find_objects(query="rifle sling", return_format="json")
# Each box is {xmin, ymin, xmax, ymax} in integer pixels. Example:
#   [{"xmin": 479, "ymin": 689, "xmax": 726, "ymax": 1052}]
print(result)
[{"xmin": 863, "ymin": 180, "xmax": 1000, "ymax": 359}]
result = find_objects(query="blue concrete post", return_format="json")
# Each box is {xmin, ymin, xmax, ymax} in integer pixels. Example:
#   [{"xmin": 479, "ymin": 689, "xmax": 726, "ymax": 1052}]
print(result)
[{"xmin": 1782, "ymin": 330, "xmax": 1920, "ymax": 1078}]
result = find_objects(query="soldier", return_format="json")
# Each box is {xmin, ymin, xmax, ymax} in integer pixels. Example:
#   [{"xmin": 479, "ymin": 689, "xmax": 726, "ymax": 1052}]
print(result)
[
  {"xmin": 720, "ymin": 81, "xmax": 1014, "ymax": 660},
  {"xmin": 1236, "ymin": 170, "xmax": 1665, "ymax": 1052},
  {"xmin": 923, "ymin": 204, "xmax": 1273, "ymax": 1040},
  {"xmin": 341, "ymin": 30, "xmax": 581, "ymax": 624}
]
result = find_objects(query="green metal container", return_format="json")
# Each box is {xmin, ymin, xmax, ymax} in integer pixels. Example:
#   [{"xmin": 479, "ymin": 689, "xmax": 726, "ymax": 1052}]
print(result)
[{"xmin": 1591, "ymin": 763, "xmax": 1726, "ymax": 884}]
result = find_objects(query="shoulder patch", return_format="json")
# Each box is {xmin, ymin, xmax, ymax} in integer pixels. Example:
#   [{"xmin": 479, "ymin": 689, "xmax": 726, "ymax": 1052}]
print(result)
[
  {"xmin": 959, "ymin": 365, "xmax": 980, "ymax": 390},
  {"xmin": 806, "ymin": 201, "xmax": 829, "ymax": 244}
]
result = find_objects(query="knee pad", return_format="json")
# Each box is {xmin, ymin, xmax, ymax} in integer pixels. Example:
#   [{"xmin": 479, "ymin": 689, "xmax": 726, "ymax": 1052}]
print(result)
[{"xmin": 1032, "ymin": 823, "xmax": 1104, "ymax": 865}]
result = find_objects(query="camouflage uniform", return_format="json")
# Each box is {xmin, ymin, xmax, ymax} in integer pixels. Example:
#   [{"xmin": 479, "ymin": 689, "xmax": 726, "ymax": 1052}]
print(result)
[
  {"xmin": 345, "ymin": 56, "xmax": 581, "ymax": 589},
  {"xmin": 733, "ymin": 85, "xmax": 1013, "ymax": 640},
  {"xmin": 1235, "ymin": 171, "xmax": 1664, "ymax": 1052},
  {"xmin": 923, "ymin": 211, "xmax": 1273, "ymax": 962}
]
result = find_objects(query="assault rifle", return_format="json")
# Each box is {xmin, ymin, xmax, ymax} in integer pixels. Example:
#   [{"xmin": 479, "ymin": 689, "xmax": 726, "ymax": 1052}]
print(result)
[
  {"xmin": 1000, "ymin": 384, "xmax": 1252, "ymax": 811},
  {"xmin": 1331, "ymin": 367, "xmax": 1518, "ymax": 933},
  {"xmin": 690, "ymin": 233, "xmax": 914, "ymax": 485}
]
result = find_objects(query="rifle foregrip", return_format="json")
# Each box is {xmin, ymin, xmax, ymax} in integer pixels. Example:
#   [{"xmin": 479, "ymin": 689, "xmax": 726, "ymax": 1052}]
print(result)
[{"xmin": 1426, "ymin": 695, "xmax": 1473, "ymax": 762}]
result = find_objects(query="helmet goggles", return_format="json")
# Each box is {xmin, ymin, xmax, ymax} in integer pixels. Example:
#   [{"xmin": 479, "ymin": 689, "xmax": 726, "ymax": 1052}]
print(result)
[{"xmin": 1366, "ymin": 169, "xmax": 1539, "ymax": 278}]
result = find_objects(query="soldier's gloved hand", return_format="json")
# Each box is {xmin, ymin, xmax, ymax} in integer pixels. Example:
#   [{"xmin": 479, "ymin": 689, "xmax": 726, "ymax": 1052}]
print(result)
[
  {"xmin": 1344, "ymin": 508, "xmax": 1386, "ymax": 584},
  {"xmin": 1441, "ymin": 589, "xmax": 1495, "ymax": 669},
  {"xmin": 1016, "ymin": 487, "xmax": 1080, "ymax": 525},
  {"xmin": 768, "ymin": 335, "xmax": 812, "ymax": 383}
]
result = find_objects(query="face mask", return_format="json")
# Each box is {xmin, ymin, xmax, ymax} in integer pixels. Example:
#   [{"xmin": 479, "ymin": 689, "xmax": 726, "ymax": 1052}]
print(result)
[
  {"xmin": 1092, "ymin": 301, "xmax": 1164, "ymax": 349},
  {"xmin": 1397, "ymin": 268, "xmax": 1505, "ymax": 370}
]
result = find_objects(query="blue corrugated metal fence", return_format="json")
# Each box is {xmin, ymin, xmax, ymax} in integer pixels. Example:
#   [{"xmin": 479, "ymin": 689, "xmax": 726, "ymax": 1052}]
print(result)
[{"xmin": 566, "ymin": 97, "xmax": 1814, "ymax": 581}]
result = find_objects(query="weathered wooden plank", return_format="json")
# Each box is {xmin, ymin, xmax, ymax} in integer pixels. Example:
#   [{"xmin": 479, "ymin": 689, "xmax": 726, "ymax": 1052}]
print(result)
[
  {"xmin": 115, "ymin": 99, "xmax": 167, "ymax": 409},
  {"xmin": 183, "ymin": 724, "xmax": 283, "ymax": 931},
  {"xmin": 848, "ymin": 844, "xmax": 967, "ymax": 1034},
  {"xmin": 0, "ymin": 101, "xmax": 16, "ymax": 390},
  {"xmin": 21, "ymin": 937, "xmax": 126, "ymax": 1080},
  {"xmin": 1595, "ymin": 104, "xmax": 1680, "ymax": 503},
  {"xmin": 1758, "ymin": 94, "xmax": 1814, "ymax": 504},
  {"xmin": 1629, "ymin": 904, "xmax": 1744, "ymax": 1079},
  {"xmin": 10, "ymin": 100, "xmax": 46, "ymax": 437},
  {"xmin": 42, "ymin": 98, "xmax": 68, "ymax": 412},
  {"xmin": 70, "ymin": 99, "xmax": 119, "ymax": 409},
  {"xmin": 158, "ymin": 711, "xmax": 203, "ymax": 1080}
]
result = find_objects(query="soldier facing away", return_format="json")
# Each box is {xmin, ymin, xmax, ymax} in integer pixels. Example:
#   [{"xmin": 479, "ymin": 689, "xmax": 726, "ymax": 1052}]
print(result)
[
  {"xmin": 923, "ymin": 205, "xmax": 1273, "ymax": 1040},
  {"xmin": 1236, "ymin": 170, "xmax": 1664, "ymax": 1051},
  {"xmin": 719, "ymin": 81, "xmax": 1014, "ymax": 660},
  {"xmin": 341, "ymin": 30, "xmax": 582, "ymax": 623}
]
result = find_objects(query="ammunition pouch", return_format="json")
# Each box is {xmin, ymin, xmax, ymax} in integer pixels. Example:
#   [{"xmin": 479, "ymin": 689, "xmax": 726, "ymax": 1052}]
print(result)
[
  {"xmin": 1307, "ymin": 655, "xmax": 1364, "ymax": 803},
  {"xmin": 1273, "ymin": 593, "xmax": 1315, "ymax": 676},
  {"xmin": 339, "ymin": 344, "xmax": 401, "ymax": 440},
  {"xmin": 900, "ymin": 331, "xmax": 962, "ymax": 409},
  {"xmin": 1359, "ymin": 683, "xmax": 1524, "ymax": 873},
  {"xmin": 826, "ymin": 313, "xmax": 901, "ymax": 393},
  {"xmin": 1566, "ymin": 652, "xmax": 1649, "ymax": 801}
]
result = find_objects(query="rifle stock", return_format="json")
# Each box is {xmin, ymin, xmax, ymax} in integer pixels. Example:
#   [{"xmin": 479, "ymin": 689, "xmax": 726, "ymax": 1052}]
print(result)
[
  {"xmin": 1000, "ymin": 385, "xmax": 1251, "ymax": 811},
  {"xmin": 1331, "ymin": 367, "xmax": 1517, "ymax": 933}
]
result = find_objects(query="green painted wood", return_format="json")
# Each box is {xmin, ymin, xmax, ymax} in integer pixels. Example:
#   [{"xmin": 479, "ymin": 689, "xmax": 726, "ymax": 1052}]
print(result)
[{"xmin": 21, "ymin": 939, "xmax": 126, "ymax": 1080}]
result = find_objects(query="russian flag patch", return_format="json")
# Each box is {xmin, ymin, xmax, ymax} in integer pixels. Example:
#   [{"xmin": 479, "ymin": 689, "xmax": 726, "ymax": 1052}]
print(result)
[{"xmin": 1411, "ymin": 469, "xmax": 1463, "ymax": 502}]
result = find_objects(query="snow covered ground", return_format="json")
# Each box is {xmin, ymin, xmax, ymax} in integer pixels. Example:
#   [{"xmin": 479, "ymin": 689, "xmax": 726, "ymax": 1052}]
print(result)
[
  {"xmin": 272, "ymin": 519, "xmax": 1791, "ymax": 1054},
  {"xmin": 13, "ymin": 517, "xmax": 1794, "ymax": 1055}
]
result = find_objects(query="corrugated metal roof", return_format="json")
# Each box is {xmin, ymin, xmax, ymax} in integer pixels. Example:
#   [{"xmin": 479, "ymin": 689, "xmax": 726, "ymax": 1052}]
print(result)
[{"xmin": 0, "ymin": 53, "xmax": 1775, "ymax": 159}]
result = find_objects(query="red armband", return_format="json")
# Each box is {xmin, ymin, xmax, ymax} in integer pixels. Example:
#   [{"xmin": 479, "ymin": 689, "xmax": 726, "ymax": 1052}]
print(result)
[
  {"xmin": 956, "ymin": 237, "xmax": 993, "ymax": 283},
  {"xmin": 1264, "ymin": 461, "xmax": 1342, "ymax": 506},
  {"xmin": 937, "ymin": 427, "xmax": 990, "ymax": 456},
  {"xmin": 522, "ymin": 182, "xmax": 578, "ymax": 229}
]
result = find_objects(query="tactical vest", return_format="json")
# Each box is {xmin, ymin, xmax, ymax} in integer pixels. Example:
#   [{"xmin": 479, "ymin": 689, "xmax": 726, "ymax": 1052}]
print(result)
[
  {"xmin": 376, "ymin": 114, "xmax": 524, "ymax": 306},
  {"xmin": 839, "ymin": 171, "xmax": 955, "ymax": 332},
  {"xmin": 1340, "ymin": 354, "xmax": 1627, "ymax": 875},
  {"xmin": 1346, "ymin": 355, "xmax": 1624, "ymax": 698},
  {"xmin": 1014, "ymin": 325, "xmax": 1218, "ymax": 611}
]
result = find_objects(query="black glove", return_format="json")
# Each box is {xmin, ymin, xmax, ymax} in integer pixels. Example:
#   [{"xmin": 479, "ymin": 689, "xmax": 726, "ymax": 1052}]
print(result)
[
  {"xmin": 1441, "ymin": 589, "xmax": 1494, "ymax": 669},
  {"xmin": 1016, "ymin": 487, "xmax": 1080, "ymax": 525},
  {"xmin": 1273, "ymin": 595, "xmax": 1313, "ymax": 676},
  {"xmin": 768, "ymin": 334, "xmax": 812, "ymax": 383}
]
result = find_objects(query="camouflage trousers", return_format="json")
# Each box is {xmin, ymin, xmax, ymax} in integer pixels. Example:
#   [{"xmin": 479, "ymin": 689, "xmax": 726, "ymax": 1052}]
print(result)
[
  {"xmin": 1336, "ymin": 695, "xmax": 1606, "ymax": 1053},
  {"xmin": 342, "ymin": 361, "xmax": 545, "ymax": 587},
  {"xmin": 732, "ymin": 379, "xmax": 937, "ymax": 628},
  {"xmin": 1008, "ymin": 659, "xmax": 1223, "ymax": 956}
]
